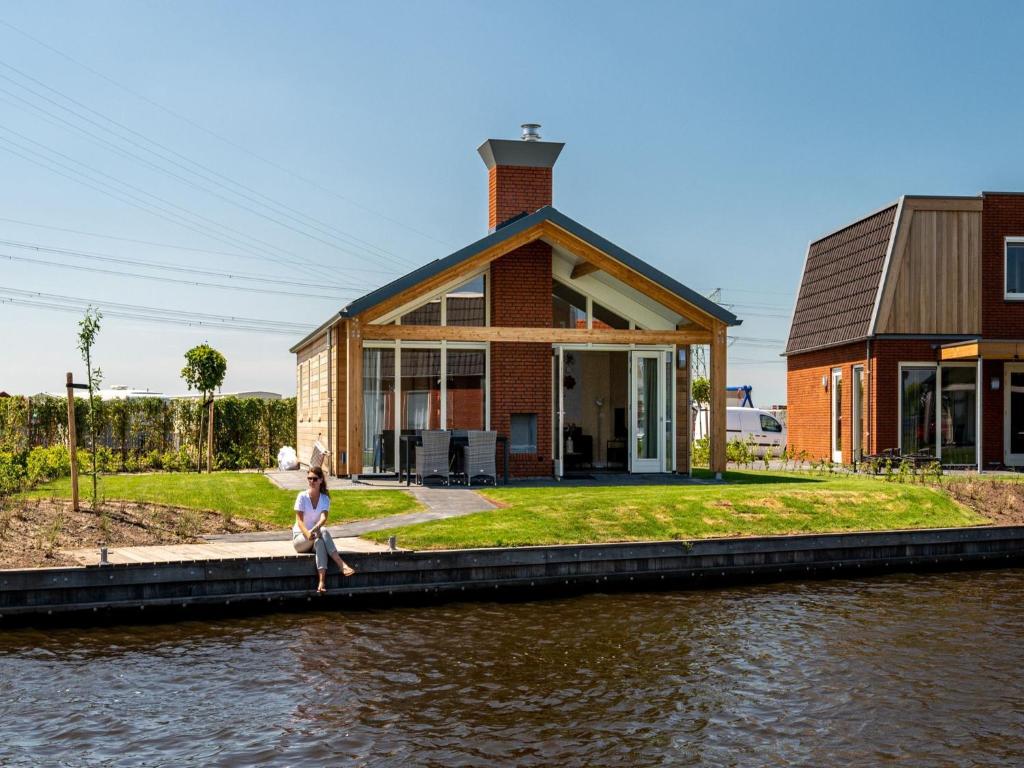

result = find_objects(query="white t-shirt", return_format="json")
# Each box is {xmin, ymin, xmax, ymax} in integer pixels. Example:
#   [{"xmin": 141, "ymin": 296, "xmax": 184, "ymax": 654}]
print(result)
[{"xmin": 293, "ymin": 491, "xmax": 330, "ymax": 534}]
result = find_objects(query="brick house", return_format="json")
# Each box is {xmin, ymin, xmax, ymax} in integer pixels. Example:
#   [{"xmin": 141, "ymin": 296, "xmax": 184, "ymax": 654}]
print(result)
[
  {"xmin": 290, "ymin": 126, "xmax": 740, "ymax": 478},
  {"xmin": 786, "ymin": 193, "xmax": 1024, "ymax": 470}
]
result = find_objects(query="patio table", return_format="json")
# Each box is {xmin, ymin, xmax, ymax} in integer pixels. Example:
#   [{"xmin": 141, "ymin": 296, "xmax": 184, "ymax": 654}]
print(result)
[{"xmin": 399, "ymin": 432, "xmax": 509, "ymax": 486}]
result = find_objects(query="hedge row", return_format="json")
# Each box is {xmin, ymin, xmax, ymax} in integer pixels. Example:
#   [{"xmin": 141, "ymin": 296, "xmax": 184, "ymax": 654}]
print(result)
[{"xmin": 0, "ymin": 395, "xmax": 296, "ymax": 472}]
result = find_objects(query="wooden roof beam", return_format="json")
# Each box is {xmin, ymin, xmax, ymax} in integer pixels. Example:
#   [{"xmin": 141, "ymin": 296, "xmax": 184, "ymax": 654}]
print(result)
[{"xmin": 570, "ymin": 261, "xmax": 600, "ymax": 279}]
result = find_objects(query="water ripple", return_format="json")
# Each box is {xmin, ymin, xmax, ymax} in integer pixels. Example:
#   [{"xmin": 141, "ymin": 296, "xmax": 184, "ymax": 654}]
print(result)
[{"xmin": 1, "ymin": 569, "xmax": 1023, "ymax": 766}]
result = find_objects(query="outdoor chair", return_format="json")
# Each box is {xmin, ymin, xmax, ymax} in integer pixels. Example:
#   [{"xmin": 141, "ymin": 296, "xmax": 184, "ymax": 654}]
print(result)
[
  {"xmin": 462, "ymin": 430, "xmax": 497, "ymax": 486},
  {"xmin": 309, "ymin": 440, "xmax": 329, "ymax": 469},
  {"xmin": 415, "ymin": 430, "xmax": 452, "ymax": 485}
]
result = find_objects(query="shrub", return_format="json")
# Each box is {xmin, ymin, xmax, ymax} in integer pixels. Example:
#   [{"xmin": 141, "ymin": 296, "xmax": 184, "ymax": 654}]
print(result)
[
  {"xmin": 0, "ymin": 451, "xmax": 27, "ymax": 496},
  {"xmin": 691, "ymin": 437, "xmax": 710, "ymax": 468},
  {"xmin": 26, "ymin": 445, "xmax": 71, "ymax": 485}
]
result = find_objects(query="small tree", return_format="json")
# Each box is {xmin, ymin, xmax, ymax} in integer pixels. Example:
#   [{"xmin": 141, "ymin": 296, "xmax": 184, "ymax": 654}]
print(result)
[
  {"xmin": 181, "ymin": 344, "xmax": 227, "ymax": 473},
  {"xmin": 692, "ymin": 376, "xmax": 711, "ymax": 438},
  {"xmin": 77, "ymin": 307, "xmax": 102, "ymax": 508}
]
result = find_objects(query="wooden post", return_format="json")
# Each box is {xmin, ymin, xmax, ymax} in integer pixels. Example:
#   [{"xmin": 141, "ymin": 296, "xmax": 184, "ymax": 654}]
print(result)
[
  {"xmin": 709, "ymin": 323, "xmax": 728, "ymax": 477},
  {"xmin": 66, "ymin": 372, "xmax": 80, "ymax": 512},
  {"xmin": 206, "ymin": 397, "xmax": 214, "ymax": 473},
  {"xmin": 346, "ymin": 318, "xmax": 363, "ymax": 476}
]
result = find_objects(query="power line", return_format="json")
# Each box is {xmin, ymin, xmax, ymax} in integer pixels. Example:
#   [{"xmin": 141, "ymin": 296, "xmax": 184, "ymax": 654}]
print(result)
[
  {"xmin": 0, "ymin": 251, "xmax": 358, "ymax": 300},
  {"xmin": 0, "ymin": 237, "xmax": 376, "ymax": 292},
  {"xmin": 0, "ymin": 129, "xmax": 311, "ymax": 271},
  {"xmin": 0, "ymin": 215, "xmax": 405, "ymax": 277},
  {"xmin": 0, "ymin": 285, "xmax": 314, "ymax": 332},
  {"xmin": 0, "ymin": 58, "xmax": 424, "ymax": 270},
  {"xmin": 0, "ymin": 17, "xmax": 455, "ymax": 251}
]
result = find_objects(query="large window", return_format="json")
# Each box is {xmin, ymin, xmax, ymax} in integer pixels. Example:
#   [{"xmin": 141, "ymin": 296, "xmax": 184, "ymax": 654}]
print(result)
[
  {"xmin": 446, "ymin": 349, "xmax": 486, "ymax": 429},
  {"xmin": 553, "ymin": 281, "xmax": 587, "ymax": 329},
  {"xmin": 401, "ymin": 349, "xmax": 441, "ymax": 430},
  {"xmin": 446, "ymin": 276, "xmax": 485, "ymax": 326},
  {"xmin": 1007, "ymin": 239, "xmax": 1024, "ymax": 299},
  {"xmin": 900, "ymin": 366, "xmax": 937, "ymax": 456},
  {"xmin": 940, "ymin": 366, "xmax": 977, "ymax": 465},
  {"xmin": 398, "ymin": 274, "xmax": 486, "ymax": 325},
  {"xmin": 363, "ymin": 348, "xmax": 396, "ymax": 469}
]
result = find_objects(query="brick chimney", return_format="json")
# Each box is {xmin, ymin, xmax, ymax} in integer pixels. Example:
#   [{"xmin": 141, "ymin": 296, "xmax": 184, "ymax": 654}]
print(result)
[{"xmin": 478, "ymin": 124, "xmax": 564, "ymax": 231}]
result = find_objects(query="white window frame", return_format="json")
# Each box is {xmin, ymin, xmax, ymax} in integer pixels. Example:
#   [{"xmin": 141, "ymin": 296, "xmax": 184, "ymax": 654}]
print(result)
[
  {"xmin": 897, "ymin": 361, "xmax": 979, "ymax": 466},
  {"xmin": 852, "ymin": 364, "xmax": 864, "ymax": 462},
  {"xmin": 1005, "ymin": 237, "xmax": 1024, "ymax": 301}
]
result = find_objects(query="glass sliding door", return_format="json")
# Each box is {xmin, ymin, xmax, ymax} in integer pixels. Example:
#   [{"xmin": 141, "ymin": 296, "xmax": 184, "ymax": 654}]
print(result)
[
  {"xmin": 940, "ymin": 365, "xmax": 977, "ymax": 466},
  {"xmin": 900, "ymin": 366, "xmax": 937, "ymax": 456},
  {"xmin": 631, "ymin": 351, "xmax": 663, "ymax": 472},
  {"xmin": 1006, "ymin": 364, "xmax": 1024, "ymax": 466},
  {"xmin": 852, "ymin": 366, "xmax": 865, "ymax": 462}
]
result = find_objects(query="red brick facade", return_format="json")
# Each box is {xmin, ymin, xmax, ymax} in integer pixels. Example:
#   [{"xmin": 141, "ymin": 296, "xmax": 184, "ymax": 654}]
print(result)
[
  {"xmin": 787, "ymin": 342, "xmax": 868, "ymax": 463},
  {"xmin": 982, "ymin": 193, "xmax": 1024, "ymax": 338},
  {"xmin": 488, "ymin": 165, "xmax": 553, "ymax": 230},
  {"xmin": 489, "ymin": 241, "xmax": 554, "ymax": 476}
]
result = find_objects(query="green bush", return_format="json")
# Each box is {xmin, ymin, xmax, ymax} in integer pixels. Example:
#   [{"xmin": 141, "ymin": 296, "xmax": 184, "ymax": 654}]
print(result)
[
  {"xmin": 691, "ymin": 437, "xmax": 710, "ymax": 468},
  {"xmin": 0, "ymin": 451, "xmax": 27, "ymax": 496},
  {"xmin": 26, "ymin": 445, "xmax": 71, "ymax": 485},
  {"xmin": 0, "ymin": 395, "xmax": 297, "ymax": 473}
]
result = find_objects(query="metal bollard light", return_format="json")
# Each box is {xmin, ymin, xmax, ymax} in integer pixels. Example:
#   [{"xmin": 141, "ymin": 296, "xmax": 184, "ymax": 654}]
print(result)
[
  {"xmin": 99, "ymin": 546, "xmax": 109, "ymax": 566},
  {"xmin": 387, "ymin": 535, "xmax": 397, "ymax": 552}
]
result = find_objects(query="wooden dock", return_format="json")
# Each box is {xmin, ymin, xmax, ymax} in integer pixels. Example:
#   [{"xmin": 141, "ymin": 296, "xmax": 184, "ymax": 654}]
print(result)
[{"xmin": 4, "ymin": 526, "xmax": 1024, "ymax": 625}]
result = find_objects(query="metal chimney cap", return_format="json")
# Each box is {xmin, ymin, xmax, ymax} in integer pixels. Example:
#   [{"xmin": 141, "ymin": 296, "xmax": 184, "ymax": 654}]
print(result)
[{"xmin": 520, "ymin": 123, "xmax": 542, "ymax": 141}]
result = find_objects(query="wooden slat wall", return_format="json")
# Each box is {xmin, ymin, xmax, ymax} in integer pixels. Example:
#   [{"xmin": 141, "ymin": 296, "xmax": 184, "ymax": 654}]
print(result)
[
  {"xmin": 876, "ymin": 208, "xmax": 981, "ymax": 334},
  {"xmin": 295, "ymin": 330, "xmax": 332, "ymax": 468}
]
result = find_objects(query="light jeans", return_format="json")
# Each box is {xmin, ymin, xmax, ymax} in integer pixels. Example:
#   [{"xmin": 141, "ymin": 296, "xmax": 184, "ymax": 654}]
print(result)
[{"xmin": 292, "ymin": 528, "xmax": 339, "ymax": 571}]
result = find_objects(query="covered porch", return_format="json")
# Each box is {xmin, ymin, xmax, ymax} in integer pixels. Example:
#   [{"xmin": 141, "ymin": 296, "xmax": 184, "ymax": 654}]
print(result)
[{"xmin": 940, "ymin": 340, "xmax": 1024, "ymax": 469}]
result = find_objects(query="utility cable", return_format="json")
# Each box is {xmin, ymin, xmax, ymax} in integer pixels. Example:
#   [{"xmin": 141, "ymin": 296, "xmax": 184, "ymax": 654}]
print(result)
[{"xmin": 0, "ymin": 17, "xmax": 455, "ymax": 251}]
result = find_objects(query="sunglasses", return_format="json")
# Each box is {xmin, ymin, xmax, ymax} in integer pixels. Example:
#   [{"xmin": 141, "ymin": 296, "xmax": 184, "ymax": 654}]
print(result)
[{"xmin": 306, "ymin": 476, "xmax": 319, "ymax": 483}]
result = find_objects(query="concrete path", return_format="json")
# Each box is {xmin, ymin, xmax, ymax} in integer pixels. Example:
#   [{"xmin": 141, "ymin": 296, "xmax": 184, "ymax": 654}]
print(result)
[
  {"xmin": 205, "ymin": 484, "xmax": 498, "ymax": 543},
  {"xmin": 262, "ymin": 470, "xmax": 390, "ymax": 491},
  {"xmin": 63, "ymin": 536, "xmax": 389, "ymax": 566}
]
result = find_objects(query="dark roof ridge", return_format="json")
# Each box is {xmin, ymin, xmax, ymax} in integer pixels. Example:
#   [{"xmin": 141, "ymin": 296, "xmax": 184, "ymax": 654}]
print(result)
[{"xmin": 808, "ymin": 199, "xmax": 899, "ymax": 247}]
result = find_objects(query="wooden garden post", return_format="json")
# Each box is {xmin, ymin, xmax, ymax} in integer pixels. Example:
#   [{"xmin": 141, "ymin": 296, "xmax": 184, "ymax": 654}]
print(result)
[
  {"xmin": 66, "ymin": 372, "xmax": 80, "ymax": 513},
  {"xmin": 206, "ymin": 397, "xmax": 214, "ymax": 473}
]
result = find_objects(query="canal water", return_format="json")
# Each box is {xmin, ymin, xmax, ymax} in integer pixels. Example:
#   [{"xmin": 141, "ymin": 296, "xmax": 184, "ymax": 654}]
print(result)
[{"xmin": 2, "ymin": 569, "xmax": 1023, "ymax": 767}]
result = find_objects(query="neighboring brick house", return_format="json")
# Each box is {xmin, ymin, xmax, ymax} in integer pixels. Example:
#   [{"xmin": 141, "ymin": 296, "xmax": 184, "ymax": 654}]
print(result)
[
  {"xmin": 291, "ymin": 125, "xmax": 740, "ymax": 478},
  {"xmin": 786, "ymin": 193, "xmax": 1024, "ymax": 470}
]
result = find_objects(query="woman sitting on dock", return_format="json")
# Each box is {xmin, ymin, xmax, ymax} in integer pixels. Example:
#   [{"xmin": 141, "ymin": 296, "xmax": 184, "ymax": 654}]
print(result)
[{"xmin": 292, "ymin": 466, "xmax": 356, "ymax": 593}]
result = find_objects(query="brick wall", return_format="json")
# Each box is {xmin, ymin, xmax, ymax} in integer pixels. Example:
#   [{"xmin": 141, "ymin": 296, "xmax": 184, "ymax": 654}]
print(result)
[
  {"xmin": 675, "ymin": 346, "xmax": 691, "ymax": 472},
  {"xmin": 982, "ymin": 193, "xmax": 1024, "ymax": 338},
  {"xmin": 787, "ymin": 342, "xmax": 867, "ymax": 463},
  {"xmin": 787, "ymin": 338, "xmax": 997, "ymax": 464},
  {"xmin": 489, "ymin": 241, "xmax": 553, "ymax": 476},
  {"xmin": 982, "ymin": 359, "xmax": 1003, "ymax": 467},
  {"xmin": 489, "ymin": 165, "xmax": 552, "ymax": 230}
]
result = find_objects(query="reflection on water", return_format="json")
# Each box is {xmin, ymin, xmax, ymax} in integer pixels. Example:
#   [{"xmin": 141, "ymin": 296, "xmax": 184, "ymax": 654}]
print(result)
[{"xmin": 2, "ymin": 569, "xmax": 1023, "ymax": 766}]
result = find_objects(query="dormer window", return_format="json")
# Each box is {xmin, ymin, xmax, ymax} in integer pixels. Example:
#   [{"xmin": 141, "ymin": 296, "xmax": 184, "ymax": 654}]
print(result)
[{"xmin": 1006, "ymin": 238, "xmax": 1024, "ymax": 300}]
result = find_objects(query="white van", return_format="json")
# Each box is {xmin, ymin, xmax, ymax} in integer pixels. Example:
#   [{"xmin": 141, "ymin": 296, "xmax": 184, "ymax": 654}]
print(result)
[{"xmin": 694, "ymin": 406, "xmax": 786, "ymax": 457}]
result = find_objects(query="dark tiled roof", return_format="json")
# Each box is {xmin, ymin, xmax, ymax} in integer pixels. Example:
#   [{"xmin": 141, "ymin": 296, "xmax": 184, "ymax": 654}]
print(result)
[{"xmin": 785, "ymin": 204, "xmax": 897, "ymax": 355}]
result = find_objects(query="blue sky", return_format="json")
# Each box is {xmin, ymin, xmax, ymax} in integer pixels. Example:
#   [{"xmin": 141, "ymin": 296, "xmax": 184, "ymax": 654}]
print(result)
[{"xmin": 1, "ymin": 1, "xmax": 1022, "ymax": 404}]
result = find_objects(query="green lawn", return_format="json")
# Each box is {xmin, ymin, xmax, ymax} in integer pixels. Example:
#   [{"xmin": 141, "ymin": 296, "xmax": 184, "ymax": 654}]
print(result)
[
  {"xmin": 364, "ymin": 470, "xmax": 986, "ymax": 550},
  {"xmin": 25, "ymin": 472, "xmax": 419, "ymax": 528}
]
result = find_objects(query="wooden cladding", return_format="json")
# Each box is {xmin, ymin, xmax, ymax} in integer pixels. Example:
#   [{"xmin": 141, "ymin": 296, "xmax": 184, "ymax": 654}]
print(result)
[
  {"xmin": 941, "ymin": 340, "xmax": 1024, "ymax": 361},
  {"xmin": 362, "ymin": 324, "xmax": 712, "ymax": 345},
  {"xmin": 875, "ymin": 205, "xmax": 982, "ymax": 335}
]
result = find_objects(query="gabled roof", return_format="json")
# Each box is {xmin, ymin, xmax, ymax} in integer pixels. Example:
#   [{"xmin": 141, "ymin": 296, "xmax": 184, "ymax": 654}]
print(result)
[
  {"xmin": 346, "ymin": 206, "xmax": 737, "ymax": 318},
  {"xmin": 785, "ymin": 203, "xmax": 898, "ymax": 356}
]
